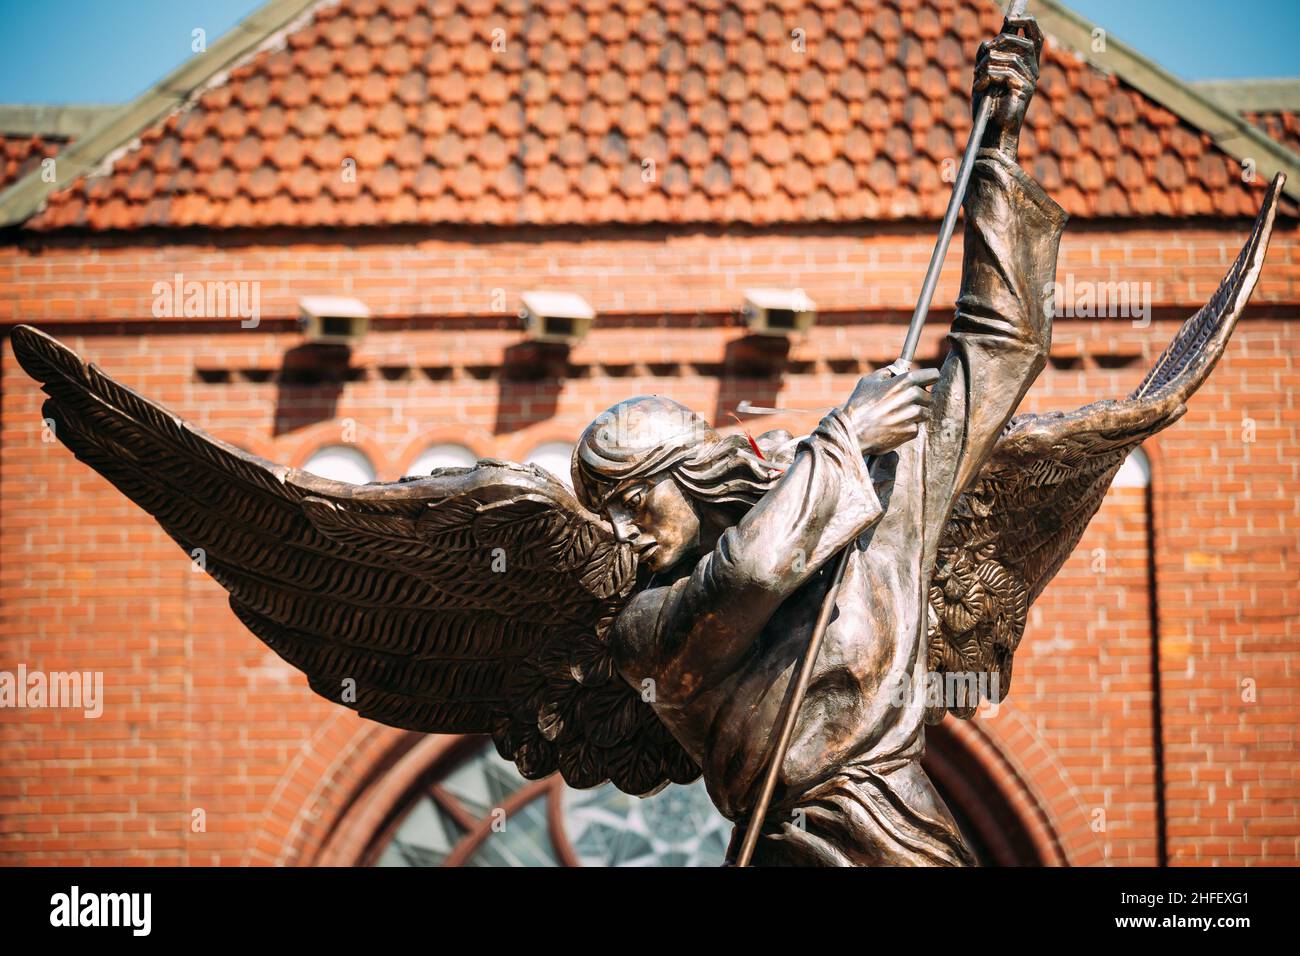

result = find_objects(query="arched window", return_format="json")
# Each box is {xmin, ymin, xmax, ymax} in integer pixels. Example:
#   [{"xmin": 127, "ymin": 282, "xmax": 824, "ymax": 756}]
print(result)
[
  {"xmin": 1111, "ymin": 448, "xmax": 1151, "ymax": 488},
  {"xmin": 360, "ymin": 729, "xmax": 1052, "ymax": 867},
  {"xmin": 525, "ymin": 441, "xmax": 575, "ymax": 489},
  {"xmin": 367, "ymin": 739, "xmax": 731, "ymax": 867},
  {"xmin": 406, "ymin": 443, "xmax": 477, "ymax": 478},
  {"xmin": 302, "ymin": 445, "xmax": 375, "ymax": 484}
]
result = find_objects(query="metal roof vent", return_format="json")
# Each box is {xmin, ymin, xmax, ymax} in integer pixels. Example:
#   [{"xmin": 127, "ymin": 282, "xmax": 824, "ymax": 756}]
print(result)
[
  {"xmin": 742, "ymin": 288, "xmax": 816, "ymax": 336},
  {"xmin": 521, "ymin": 291, "xmax": 596, "ymax": 343}
]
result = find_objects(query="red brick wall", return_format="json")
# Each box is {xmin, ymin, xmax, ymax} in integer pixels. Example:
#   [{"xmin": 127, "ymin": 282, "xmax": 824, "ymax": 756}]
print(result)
[
  {"xmin": 2, "ymin": 216, "xmax": 1298, "ymax": 325},
  {"xmin": 2, "ymin": 220, "xmax": 1297, "ymax": 865}
]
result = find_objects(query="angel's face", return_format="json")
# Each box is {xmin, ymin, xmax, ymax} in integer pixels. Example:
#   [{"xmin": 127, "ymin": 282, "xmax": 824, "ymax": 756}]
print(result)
[{"xmin": 605, "ymin": 475, "xmax": 701, "ymax": 573}]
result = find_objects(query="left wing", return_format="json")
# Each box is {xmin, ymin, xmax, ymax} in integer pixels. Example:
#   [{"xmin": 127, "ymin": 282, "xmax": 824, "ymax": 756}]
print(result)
[
  {"xmin": 10, "ymin": 324, "xmax": 698, "ymax": 794},
  {"xmin": 926, "ymin": 172, "xmax": 1284, "ymax": 721}
]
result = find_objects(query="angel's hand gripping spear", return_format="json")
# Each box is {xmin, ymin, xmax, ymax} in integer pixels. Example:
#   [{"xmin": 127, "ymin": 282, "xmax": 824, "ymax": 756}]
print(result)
[{"xmin": 733, "ymin": 0, "xmax": 1034, "ymax": 868}]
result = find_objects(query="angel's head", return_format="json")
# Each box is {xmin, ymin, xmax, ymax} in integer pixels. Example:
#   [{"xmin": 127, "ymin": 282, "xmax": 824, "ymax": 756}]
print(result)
[{"xmin": 573, "ymin": 396, "xmax": 777, "ymax": 573}]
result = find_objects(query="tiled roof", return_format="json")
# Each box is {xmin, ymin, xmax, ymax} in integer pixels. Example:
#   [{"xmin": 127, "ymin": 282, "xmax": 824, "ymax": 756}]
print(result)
[
  {"xmin": 1245, "ymin": 111, "xmax": 1300, "ymax": 158},
  {"xmin": 1, "ymin": 135, "xmax": 67, "ymax": 191},
  {"xmin": 27, "ymin": 0, "xmax": 1279, "ymax": 231}
]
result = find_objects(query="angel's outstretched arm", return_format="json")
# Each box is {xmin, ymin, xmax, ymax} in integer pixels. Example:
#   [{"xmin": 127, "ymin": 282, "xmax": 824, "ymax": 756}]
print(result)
[
  {"xmin": 922, "ymin": 15, "xmax": 1066, "ymax": 560},
  {"xmin": 922, "ymin": 149, "xmax": 1066, "ymax": 562},
  {"xmin": 612, "ymin": 410, "xmax": 881, "ymax": 703}
]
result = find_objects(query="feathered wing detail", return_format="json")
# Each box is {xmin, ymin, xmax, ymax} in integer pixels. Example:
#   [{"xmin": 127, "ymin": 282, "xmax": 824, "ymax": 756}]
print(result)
[
  {"xmin": 927, "ymin": 173, "xmax": 1285, "ymax": 722},
  {"xmin": 10, "ymin": 325, "xmax": 699, "ymax": 794}
]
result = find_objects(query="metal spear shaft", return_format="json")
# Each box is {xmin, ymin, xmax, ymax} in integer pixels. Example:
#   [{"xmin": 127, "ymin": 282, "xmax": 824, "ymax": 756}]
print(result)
[{"xmin": 734, "ymin": 0, "xmax": 1029, "ymax": 868}]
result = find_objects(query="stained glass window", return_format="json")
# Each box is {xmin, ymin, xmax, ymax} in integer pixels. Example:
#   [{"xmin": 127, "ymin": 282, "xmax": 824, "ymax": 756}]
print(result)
[
  {"xmin": 372, "ymin": 741, "xmax": 730, "ymax": 868},
  {"xmin": 367, "ymin": 730, "xmax": 1017, "ymax": 866}
]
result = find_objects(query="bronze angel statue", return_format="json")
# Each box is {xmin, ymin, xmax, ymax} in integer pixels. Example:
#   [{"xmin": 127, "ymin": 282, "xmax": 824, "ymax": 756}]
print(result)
[{"xmin": 10, "ymin": 16, "xmax": 1284, "ymax": 866}]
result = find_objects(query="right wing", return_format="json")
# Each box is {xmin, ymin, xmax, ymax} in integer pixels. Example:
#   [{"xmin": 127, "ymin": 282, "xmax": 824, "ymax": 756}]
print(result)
[
  {"xmin": 11, "ymin": 325, "xmax": 699, "ymax": 795},
  {"xmin": 927, "ymin": 172, "xmax": 1284, "ymax": 721}
]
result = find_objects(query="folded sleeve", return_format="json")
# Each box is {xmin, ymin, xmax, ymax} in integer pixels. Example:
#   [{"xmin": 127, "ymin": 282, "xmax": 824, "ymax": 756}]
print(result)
[{"xmin": 922, "ymin": 149, "xmax": 1067, "ymax": 559}]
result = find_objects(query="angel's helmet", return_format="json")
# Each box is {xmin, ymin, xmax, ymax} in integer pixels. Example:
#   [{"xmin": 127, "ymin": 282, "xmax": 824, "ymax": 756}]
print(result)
[{"xmin": 573, "ymin": 395, "xmax": 776, "ymax": 571}]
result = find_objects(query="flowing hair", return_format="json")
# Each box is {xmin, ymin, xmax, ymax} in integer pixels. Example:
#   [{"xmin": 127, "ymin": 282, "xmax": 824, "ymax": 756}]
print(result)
[
  {"xmin": 575, "ymin": 429, "xmax": 789, "ymax": 517},
  {"xmin": 669, "ymin": 433, "xmax": 780, "ymax": 508}
]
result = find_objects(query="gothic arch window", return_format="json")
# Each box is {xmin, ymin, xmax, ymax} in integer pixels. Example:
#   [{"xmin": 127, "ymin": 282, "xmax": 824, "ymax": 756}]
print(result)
[
  {"xmin": 365, "ymin": 738, "xmax": 730, "ymax": 867},
  {"xmin": 406, "ymin": 443, "xmax": 477, "ymax": 477},
  {"xmin": 360, "ymin": 729, "xmax": 1053, "ymax": 867},
  {"xmin": 302, "ymin": 445, "xmax": 375, "ymax": 484}
]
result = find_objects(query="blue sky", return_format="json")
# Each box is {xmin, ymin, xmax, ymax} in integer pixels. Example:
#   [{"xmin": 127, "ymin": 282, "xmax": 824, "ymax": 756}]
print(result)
[
  {"xmin": 0, "ymin": 0, "xmax": 1296, "ymax": 105},
  {"xmin": 1069, "ymin": 0, "xmax": 1300, "ymax": 81}
]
